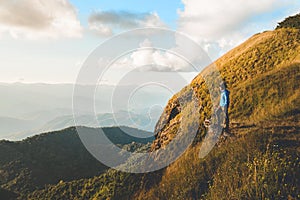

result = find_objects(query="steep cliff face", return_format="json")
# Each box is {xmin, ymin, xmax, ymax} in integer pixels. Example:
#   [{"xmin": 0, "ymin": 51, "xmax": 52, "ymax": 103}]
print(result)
[{"xmin": 152, "ymin": 28, "xmax": 300, "ymax": 150}]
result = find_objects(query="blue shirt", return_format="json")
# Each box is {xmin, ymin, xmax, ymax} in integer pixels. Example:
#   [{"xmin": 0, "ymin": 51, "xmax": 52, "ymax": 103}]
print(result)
[{"xmin": 220, "ymin": 89, "xmax": 230, "ymax": 107}]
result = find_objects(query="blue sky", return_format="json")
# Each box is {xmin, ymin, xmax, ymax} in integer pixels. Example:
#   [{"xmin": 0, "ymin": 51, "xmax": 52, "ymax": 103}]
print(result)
[
  {"xmin": 70, "ymin": 0, "xmax": 184, "ymax": 28},
  {"xmin": 0, "ymin": 0, "xmax": 299, "ymax": 83}
]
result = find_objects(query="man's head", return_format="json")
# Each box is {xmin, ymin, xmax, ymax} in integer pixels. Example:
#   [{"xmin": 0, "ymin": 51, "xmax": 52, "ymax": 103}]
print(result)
[{"xmin": 219, "ymin": 82, "xmax": 226, "ymax": 90}]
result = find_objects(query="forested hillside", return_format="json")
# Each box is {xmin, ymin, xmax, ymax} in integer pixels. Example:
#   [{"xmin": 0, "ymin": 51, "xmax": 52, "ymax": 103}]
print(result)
[
  {"xmin": 0, "ymin": 127, "xmax": 153, "ymax": 199},
  {"xmin": 1, "ymin": 14, "xmax": 299, "ymax": 200}
]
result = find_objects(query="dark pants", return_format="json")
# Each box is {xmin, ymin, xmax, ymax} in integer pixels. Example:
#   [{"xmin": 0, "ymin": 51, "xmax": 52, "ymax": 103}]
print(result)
[{"xmin": 216, "ymin": 106, "xmax": 229, "ymax": 133}]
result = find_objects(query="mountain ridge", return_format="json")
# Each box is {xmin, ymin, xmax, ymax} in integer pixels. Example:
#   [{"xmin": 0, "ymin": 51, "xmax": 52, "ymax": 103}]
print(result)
[
  {"xmin": 152, "ymin": 27, "xmax": 299, "ymax": 151},
  {"xmin": 1, "ymin": 14, "xmax": 299, "ymax": 200},
  {"xmin": 0, "ymin": 126, "xmax": 153, "ymax": 199}
]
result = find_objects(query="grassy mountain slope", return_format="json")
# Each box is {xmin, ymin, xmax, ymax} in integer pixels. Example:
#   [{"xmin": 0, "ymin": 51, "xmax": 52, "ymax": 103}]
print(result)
[
  {"xmin": 152, "ymin": 27, "xmax": 300, "ymax": 152},
  {"xmin": 25, "ymin": 124, "xmax": 299, "ymax": 200},
  {"xmin": 137, "ymin": 18, "xmax": 300, "ymax": 200},
  {"xmin": 5, "ymin": 14, "xmax": 300, "ymax": 200},
  {"xmin": 139, "ymin": 18, "xmax": 300, "ymax": 200}
]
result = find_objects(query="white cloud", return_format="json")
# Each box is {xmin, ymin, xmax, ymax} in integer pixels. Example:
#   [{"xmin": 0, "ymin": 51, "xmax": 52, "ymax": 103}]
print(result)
[
  {"xmin": 88, "ymin": 11, "xmax": 166, "ymax": 37},
  {"xmin": 89, "ymin": 23, "xmax": 112, "ymax": 37},
  {"xmin": 0, "ymin": 0, "xmax": 82, "ymax": 39},
  {"xmin": 110, "ymin": 39, "xmax": 195, "ymax": 72},
  {"xmin": 177, "ymin": 0, "xmax": 299, "ymax": 59},
  {"xmin": 139, "ymin": 12, "xmax": 166, "ymax": 27}
]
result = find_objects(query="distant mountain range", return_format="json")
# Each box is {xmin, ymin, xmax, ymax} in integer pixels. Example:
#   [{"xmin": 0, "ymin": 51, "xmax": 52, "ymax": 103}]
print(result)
[
  {"xmin": 0, "ymin": 83, "xmax": 169, "ymax": 140},
  {"xmin": 3, "ymin": 110, "xmax": 159, "ymax": 140}
]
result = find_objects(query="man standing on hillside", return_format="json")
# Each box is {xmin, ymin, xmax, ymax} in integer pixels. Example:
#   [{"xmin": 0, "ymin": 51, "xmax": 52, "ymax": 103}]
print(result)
[{"xmin": 218, "ymin": 82, "xmax": 230, "ymax": 135}]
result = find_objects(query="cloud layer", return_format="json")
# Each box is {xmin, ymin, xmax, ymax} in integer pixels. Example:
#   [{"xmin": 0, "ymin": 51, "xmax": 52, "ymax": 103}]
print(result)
[
  {"xmin": 88, "ymin": 11, "xmax": 166, "ymax": 36},
  {"xmin": 0, "ymin": 0, "xmax": 82, "ymax": 39},
  {"xmin": 109, "ymin": 39, "xmax": 205, "ymax": 72},
  {"xmin": 177, "ymin": 0, "xmax": 299, "ymax": 59}
]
